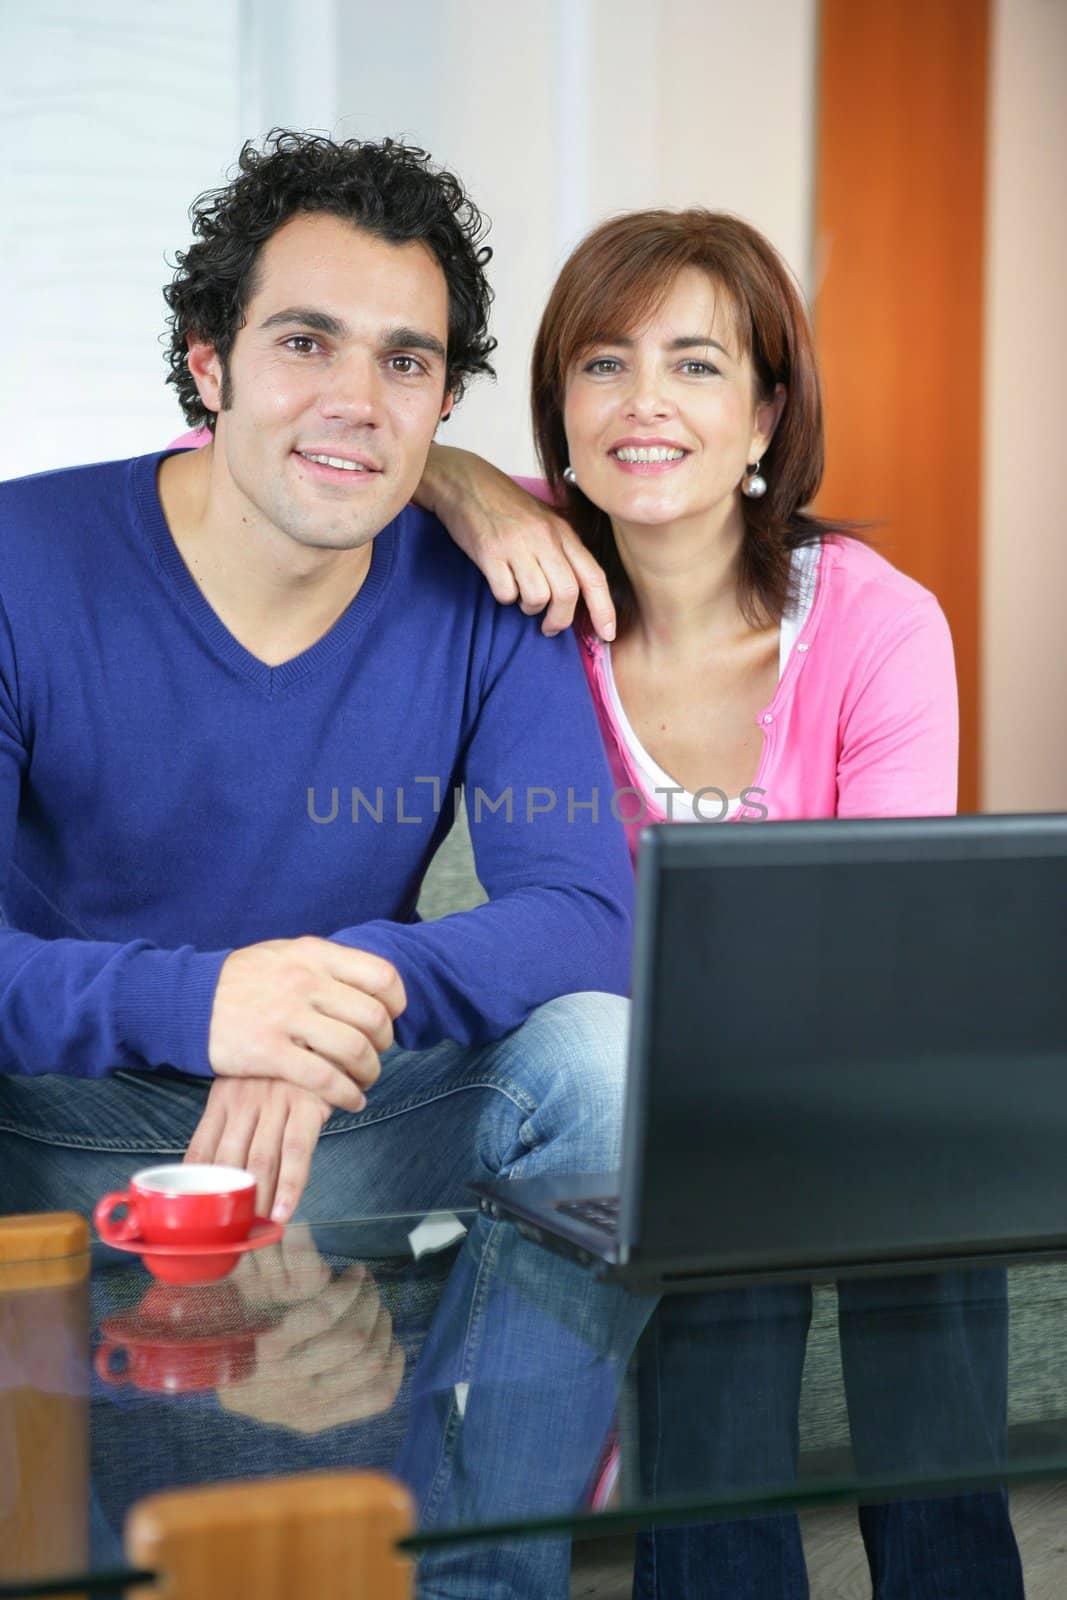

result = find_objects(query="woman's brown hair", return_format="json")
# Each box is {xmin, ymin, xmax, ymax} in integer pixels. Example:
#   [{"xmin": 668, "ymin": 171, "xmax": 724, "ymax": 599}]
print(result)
[{"xmin": 531, "ymin": 209, "xmax": 840, "ymax": 633}]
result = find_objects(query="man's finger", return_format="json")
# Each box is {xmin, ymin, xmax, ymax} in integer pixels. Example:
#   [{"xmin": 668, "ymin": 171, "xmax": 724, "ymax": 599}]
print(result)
[
  {"xmin": 207, "ymin": 1092, "xmax": 263, "ymax": 1171},
  {"xmin": 183, "ymin": 1099, "xmax": 227, "ymax": 1166},
  {"xmin": 295, "ymin": 1305, "xmax": 394, "ymax": 1388},
  {"xmin": 309, "ymin": 984, "xmax": 394, "ymax": 1057},
  {"xmin": 269, "ymin": 1045, "xmax": 368, "ymax": 1110},
  {"xmin": 534, "ymin": 547, "xmax": 583, "ymax": 636},
  {"xmin": 504, "ymin": 548, "xmax": 553, "ymax": 616},
  {"xmin": 243, "ymin": 1096, "xmax": 290, "ymax": 1218},
  {"xmin": 322, "ymin": 945, "xmax": 407, "ymax": 1018},
  {"xmin": 560, "ymin": 532, "xmax": 616, "ymax": 641},
  {"xmin": 275, "ymin": 1228, "xmax": 333, "ymax": 1300},
  {"xmin": 294, "ymin": 1012, "xmax": 381, "ymax": 1092},
  {"xmin": 257, "ymin": 1270, "xmax": 369, "ymax": 1359},
  {"xmin": 479, "ymin": 555, "xmax": 520, "ymax": 607},
  {"xmin": 269, "ymin": 1098, "xmax": 329, "ymax": 1223},
  {"xmin": 230, "ymin": 1242, "xmax": 276, "ymax": 1300}
]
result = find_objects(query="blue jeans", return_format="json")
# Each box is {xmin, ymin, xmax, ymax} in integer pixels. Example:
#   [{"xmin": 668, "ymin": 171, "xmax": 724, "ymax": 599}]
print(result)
[
  {"xmin": 633, "ymin": 1275, "xmax": 1024, "ymax": 1600},
  {"xmin": 0, "ymin": 993, "xmax": 656, "ymax": 1600}
]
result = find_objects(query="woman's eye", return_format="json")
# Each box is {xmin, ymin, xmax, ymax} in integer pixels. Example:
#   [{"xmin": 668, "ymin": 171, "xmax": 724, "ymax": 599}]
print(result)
[
  {"xmin": 585, "ymin": 358, "xmax": 621, "ymax": 375},
  {"xmin": 679, "ymin": 360, "xmax": 719, "ymax": 376}
]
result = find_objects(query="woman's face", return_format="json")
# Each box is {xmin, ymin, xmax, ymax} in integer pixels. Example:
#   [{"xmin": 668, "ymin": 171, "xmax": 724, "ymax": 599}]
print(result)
[{"xmin": 562, "ymin": 266, "xmax": 781, "ymax": 536}]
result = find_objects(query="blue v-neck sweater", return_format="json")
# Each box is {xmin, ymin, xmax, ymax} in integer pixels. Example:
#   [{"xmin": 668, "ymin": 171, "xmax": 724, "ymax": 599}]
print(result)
[{"xmin": 0, "ymin": 452, "xmax": 633, "ymax": 1080}]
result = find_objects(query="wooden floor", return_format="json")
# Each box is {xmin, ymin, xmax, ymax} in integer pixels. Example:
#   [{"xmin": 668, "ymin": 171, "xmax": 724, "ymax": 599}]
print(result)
[{"xmin": 570, "ymin": 1482, "xmax": 1067, "ymax": 1597}]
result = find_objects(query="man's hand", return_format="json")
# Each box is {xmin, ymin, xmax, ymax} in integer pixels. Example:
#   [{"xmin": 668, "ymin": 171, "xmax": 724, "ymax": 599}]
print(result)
[
  {"xmin": 414, "ymin": 442, "xmax": 616, "ymax": 642},
  {"xmin": 218, "ymin": 1264, "xmax": 404, "ymax": 1432},
  {"xmin": 208, "ymin": 937, "xmax": 406, "ymax": 1110},
  {"xmin": 229, "ymin": 1222, "xmax": 333, "ymax": 1307},
  {"xmin": 185, "ymin": 1078, "xmax": 333, "ymax": 1222}
]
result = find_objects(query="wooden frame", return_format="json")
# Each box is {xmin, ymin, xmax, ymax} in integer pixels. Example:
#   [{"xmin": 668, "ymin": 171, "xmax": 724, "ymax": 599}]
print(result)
[
  {"xmin": 126, "ymin": 1471, "xmax": 416, "ymax": 1599},
  {"xmin": 0, "ymin": 1213, "xmax": 90, "ymax": 1590}
]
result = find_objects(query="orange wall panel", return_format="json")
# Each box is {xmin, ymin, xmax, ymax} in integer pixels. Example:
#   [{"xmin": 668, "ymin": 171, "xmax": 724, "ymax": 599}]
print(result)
[{"xmin": 814, "ymin": 0, "xmax": 989, "ymax": 811}]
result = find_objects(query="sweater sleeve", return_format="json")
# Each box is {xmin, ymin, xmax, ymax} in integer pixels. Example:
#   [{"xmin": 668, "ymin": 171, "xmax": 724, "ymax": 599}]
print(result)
[
  {"xmin": 0, "ymin": 607, "xmax": 226, "ymax": 1079},
  {"xmin": 836, "ymin": 592, "xmax": 959, "ymax": 819},
  {"xmin": 329, "ymin": 614, "xmax": 634, "ymax": 1050}
]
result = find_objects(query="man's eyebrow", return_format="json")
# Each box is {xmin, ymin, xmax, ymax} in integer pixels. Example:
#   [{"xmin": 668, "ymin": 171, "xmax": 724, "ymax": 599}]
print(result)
[
  {"xmin": 257, "ymin": 310, "xmax": 447, "ymax": 364},
  {"xmin": 259, "ymin": 308, "xmax": 348, "ymax": 337},
  {"xmin": 382, "ymin": 326, "xmax": 448, "ymax": 363}
]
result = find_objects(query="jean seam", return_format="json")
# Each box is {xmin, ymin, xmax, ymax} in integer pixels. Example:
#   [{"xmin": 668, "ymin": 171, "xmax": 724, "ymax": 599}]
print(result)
[
  {"xmin": 0, "ymin": 1121, "xmax": 191, "ymax": 1154},
  {"xmin": 648, "ymin": 1311, "xmax": 662, "ymax": 1598},
  {"xmin": 319, "ymin": 1075, "xmax": 539, "ymax": 1138},
  {"xmin": 420, "ymin": 1217, "xmax": 505, "ymax": 1526}
]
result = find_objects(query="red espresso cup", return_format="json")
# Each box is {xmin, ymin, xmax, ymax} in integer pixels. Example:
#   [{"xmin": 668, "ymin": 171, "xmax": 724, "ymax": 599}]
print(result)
[{"xmin": 93, "ymin": 1164, "xmax": 257, "ymax": 1250}]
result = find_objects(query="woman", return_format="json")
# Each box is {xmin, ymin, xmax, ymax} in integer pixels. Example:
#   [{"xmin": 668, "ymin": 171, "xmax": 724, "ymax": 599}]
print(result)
[{"xmin": 410, "ymin": 208, "xmax": 1022, "ymax": 1600}]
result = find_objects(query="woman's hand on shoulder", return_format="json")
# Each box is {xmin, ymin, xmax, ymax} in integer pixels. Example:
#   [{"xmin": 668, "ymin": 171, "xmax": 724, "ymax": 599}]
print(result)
[{"xmin": 413, "ymin": 442, "xmax": 616, "ymax": 641}]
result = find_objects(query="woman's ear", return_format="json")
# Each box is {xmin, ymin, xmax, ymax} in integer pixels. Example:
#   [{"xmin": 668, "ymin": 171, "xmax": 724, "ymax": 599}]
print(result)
[{"xmin": 751, "ymin": 382, "xmax": 787, "ymax": 461}]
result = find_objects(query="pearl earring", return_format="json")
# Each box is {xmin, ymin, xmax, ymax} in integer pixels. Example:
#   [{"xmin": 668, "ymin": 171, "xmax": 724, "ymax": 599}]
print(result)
[
  {"xmin": 563, "ymin": 465, "xmax": 577, "ymax": 485},
  {"xmin": 742, "ymin": 460, "xmax": 767, "ymax": 499}
]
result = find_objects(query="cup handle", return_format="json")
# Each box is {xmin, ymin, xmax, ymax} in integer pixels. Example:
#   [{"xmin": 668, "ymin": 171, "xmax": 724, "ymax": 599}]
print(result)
[
  {"xmin": 94, "ymin": 1342, "xmax": 129, "ymax": 1387},
  {"xmin": 93, "ymin": 1190, "xmax": 141, "ymax": 1244}
]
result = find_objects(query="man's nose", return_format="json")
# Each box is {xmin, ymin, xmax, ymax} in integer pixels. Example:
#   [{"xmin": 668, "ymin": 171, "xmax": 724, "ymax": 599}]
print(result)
[{"xmin": 318, "ymin": 352, "xmax": 384, "ymax": 424}]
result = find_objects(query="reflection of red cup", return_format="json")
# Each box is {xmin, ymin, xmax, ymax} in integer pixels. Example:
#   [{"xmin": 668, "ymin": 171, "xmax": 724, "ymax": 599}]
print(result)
[
  {"xmin": 93, "ymin": 1164, "xmax": 256, "ymax": 1249},
  {"xmin": 94, "ymin": 1330, "xmax": 258, "ymax": 1394},
  {"xmin": 93, "ymin": 1283, "xmax": 278, "ymax": 1392}
]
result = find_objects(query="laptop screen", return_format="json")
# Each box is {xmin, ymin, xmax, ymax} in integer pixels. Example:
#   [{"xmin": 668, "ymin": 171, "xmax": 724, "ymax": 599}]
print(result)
[{"xmin": 621, "ymin": 816, "xmax": 1067, "ymax": 1274}]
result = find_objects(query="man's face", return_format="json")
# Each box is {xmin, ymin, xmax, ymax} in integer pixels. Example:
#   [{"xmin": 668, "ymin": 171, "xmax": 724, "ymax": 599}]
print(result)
[{"xmin": 190, "ymin": 212, "xmax": 453, "ymax": 553}]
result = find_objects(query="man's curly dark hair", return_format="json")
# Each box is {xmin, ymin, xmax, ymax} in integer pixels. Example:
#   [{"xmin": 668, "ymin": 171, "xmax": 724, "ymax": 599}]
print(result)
[{"xmin": 163, "ymin": 129, "xmax": 497, "ymax": 431}]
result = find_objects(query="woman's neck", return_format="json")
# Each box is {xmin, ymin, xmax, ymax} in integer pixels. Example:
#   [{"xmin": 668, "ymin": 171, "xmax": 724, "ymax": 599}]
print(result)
[{"xmin": 611, "ymin": 504, "xmax": 751, "ymax": 659}]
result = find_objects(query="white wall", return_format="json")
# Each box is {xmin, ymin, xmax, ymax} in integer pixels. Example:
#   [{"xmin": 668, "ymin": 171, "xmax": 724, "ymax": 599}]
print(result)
[
  {"xmin": 0, "ymin": 1, "xmax": 244, "ymax": 478},
  {"xmin": 332, "ymin": 0, "xmax": 817, "ymax": 472},
  {"xmin": 981, "ymin": 0, "xmax": 1067, "ymax": 810},
  {"xmin": 0, "ymin": 0, "xmax": 816, "ymax": 480}
]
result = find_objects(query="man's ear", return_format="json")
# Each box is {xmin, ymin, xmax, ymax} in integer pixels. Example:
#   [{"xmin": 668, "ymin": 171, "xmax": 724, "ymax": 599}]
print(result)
[
  {"xmin": 187, "ymin": 337, "xmax": 224, "ymax": 417},
  {"xmin": 439, "ymin": 390, "xmax": 455, "ymax": 425}
]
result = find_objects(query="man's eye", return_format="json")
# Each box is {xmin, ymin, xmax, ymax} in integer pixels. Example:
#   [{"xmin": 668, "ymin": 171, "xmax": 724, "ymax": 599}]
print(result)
[
  {"xmin": 284, "ymin": 336, "xmax": 320, "ymax": 355},
  {"xmin": 388, "ymin": 355, "xmax": 426, "ymax": 376}
]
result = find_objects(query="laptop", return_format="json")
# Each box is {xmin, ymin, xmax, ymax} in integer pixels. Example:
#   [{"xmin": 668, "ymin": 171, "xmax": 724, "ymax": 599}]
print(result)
[{"xmin": 470, "ymin": 815, "xmax": 1067, "ymax": 1292}]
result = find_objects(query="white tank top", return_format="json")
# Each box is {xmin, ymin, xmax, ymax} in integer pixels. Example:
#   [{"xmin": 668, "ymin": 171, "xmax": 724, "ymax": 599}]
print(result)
[{"xmin": 600, "ymin": 544, "xmax": 820, "ymax": 823}]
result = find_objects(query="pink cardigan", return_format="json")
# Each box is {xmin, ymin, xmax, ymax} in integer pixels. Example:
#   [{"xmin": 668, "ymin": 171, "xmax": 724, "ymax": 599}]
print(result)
[{"xmin": 579, "ymin": 535, "xmax": 958, "ymax": 861}]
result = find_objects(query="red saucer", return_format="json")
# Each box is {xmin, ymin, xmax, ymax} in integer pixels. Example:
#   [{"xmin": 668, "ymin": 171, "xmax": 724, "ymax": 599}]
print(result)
[{"xmin": 103, "ymin": 1217, "xmax": 285, "ymax": 1284}]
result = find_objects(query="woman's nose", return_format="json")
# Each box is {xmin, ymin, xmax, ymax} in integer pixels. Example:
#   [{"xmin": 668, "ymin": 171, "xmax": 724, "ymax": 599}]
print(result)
[{"xmin": 622, "ymin": 368, "xmax": 673, "ymax": 421}]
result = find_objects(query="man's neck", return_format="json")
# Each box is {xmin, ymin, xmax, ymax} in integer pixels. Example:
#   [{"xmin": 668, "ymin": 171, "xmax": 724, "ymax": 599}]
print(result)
[{"xmin": 157, "ymin": 443, "xmax": 374, "ymax": 668}]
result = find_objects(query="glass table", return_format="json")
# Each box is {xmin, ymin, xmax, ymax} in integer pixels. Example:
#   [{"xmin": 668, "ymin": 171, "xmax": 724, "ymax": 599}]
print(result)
[{"xmin": 3, "ymin": 1208, "xmax": 1067, "ymax": 1596}]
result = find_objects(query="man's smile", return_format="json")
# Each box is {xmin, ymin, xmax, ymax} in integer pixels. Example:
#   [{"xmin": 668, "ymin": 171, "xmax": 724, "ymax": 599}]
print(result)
[{"xmin": 293, "ymin": 448, "xmax": 384, "ymax": 483}]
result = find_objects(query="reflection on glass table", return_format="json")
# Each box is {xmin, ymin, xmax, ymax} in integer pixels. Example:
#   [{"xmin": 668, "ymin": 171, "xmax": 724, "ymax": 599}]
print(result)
[{"xmin": 4, "ymin": 1212, "xmax": 1067, "ymax": 1597}]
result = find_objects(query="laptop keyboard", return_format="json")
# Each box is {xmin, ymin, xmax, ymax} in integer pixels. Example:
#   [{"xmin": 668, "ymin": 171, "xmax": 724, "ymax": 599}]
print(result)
[{"xmin": 557, "ymin": 1195, "xmax": 620, "ymax": 1234}]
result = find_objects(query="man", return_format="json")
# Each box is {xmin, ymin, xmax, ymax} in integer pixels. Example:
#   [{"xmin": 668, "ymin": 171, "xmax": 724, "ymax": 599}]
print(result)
[
  {"xmin": 0, "ymin": 131, "xmax": 649, "ymax": 1598},
  {"xmin": 0, "ymin": 129, "xmax": 631, "ymax": 1211}
]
